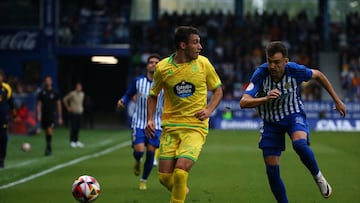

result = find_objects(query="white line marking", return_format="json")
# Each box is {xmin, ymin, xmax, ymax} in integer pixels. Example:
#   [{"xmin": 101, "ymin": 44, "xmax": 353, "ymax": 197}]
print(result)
[
  {"xmin": 12, "ymin": 159, "xmax": 38, "ymax": 168},
  {"xmin": 0, "ymin": 140, "xmax": 131, "ymax": 190}
]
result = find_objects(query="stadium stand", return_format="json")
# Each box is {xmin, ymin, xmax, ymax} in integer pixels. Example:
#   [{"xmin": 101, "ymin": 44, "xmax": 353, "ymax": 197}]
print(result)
[{"xmin": 2, "ymin": 0, "xmax": 359, "ymax": 133}]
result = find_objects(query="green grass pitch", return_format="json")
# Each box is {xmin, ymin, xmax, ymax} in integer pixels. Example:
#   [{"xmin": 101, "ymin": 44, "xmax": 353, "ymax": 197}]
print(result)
[{"xmin": 0, "ymin": 128, "xmax": 359, "ymax": 203}]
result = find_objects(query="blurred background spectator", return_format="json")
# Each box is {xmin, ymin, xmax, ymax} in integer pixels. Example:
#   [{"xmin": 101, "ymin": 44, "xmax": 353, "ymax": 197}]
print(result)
[{"xmin": 2, "ymin": 0, "xmax": 359, "ymax": 133}]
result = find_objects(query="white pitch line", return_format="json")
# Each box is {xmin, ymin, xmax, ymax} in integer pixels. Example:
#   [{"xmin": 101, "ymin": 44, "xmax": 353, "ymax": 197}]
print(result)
[{"xmin": 0, "ymin": 140, "xmax": 131, "ymax": 190}]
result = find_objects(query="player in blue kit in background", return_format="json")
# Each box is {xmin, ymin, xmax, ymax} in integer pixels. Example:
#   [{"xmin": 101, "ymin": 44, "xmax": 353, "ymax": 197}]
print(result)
[
  {"xmin": 117, "ymin": 54, "xmax": 164, "ymax": 190},
  {"xmin": 240, "ymin": 41, "xmax": 346, "ymax": 203}
]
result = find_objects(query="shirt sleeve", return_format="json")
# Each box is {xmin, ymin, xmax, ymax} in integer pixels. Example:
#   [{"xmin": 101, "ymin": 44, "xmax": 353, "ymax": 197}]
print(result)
[
  {"xmin": 63, "ymin": 92, "xmax": 71, "ymax": 103},
  {"xmin": 205, "ymin": 59, "xmax": 222, "ymax": 90},
  {"xmin": 244, "ymin": 67, "xmax": 264, "ymax": 97},
  {"xmin": 121, "ymin": 78, "xmax": 137, "ymax": 105},
  {"xmin": 150, "ymin": 68, "xmax": 163, "ymax": 96},
  {"xmin": 37, "ymin": 90, "xmax": 43, "ymax": 102},
  {"xmin": 288, "ymin": 62, "xmax": 313, "ymax": 82}
]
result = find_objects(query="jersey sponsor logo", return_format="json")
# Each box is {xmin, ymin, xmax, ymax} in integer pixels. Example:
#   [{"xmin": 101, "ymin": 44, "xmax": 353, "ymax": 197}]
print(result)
[{"xmin": 174, "ymin": 80, "xmax": 195, "ymax": 98}]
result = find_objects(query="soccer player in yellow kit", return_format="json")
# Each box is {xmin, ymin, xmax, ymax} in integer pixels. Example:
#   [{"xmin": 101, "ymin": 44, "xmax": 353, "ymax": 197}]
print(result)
[{"xmin": 145, "ymin": 26, "xmax": 223, "ymax": 203}]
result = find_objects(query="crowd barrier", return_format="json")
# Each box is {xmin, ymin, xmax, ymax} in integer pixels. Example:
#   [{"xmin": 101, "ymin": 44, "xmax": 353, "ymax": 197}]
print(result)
[
  {"xmin": 12, "ymin": 96, "xmax": 360, "ymax": 135},
  {"xmin": 210, "ymin": 100, "xmax": 360, "ymax": 131}
]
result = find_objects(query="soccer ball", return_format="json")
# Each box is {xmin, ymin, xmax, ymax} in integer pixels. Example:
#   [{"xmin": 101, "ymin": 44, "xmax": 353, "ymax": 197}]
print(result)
[
  {"xmin": 21, "ymin": 142, "xmax": 31, "ymax": 152},
  {"xmin": 72, "ymin": 175, "xmax": 101, "ymax": 203}
]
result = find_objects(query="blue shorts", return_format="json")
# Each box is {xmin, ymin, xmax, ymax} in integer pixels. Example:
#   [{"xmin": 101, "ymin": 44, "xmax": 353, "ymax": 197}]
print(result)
[
  {"xmin": 131, "ymin": 128, "xmax": 161, "ymax": 148},
  {"xmin": 259, "ymin": 113, "xmax": 310, "ymax": 156}
]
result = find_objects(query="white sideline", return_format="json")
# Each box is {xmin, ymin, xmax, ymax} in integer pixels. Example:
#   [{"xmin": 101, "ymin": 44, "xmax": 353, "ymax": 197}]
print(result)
[{"xmin": 0, "ymin": 140, "xmax": 131, "ymax": 190}]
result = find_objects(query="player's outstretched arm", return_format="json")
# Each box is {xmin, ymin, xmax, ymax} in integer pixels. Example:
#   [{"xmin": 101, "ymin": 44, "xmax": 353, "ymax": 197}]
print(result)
[{"xmin": 311, "ymin": 69, "xmax": 346, "ymax": 117}]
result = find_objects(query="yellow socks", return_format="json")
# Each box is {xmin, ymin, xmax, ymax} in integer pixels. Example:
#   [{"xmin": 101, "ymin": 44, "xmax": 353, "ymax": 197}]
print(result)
[
  {"xmin": 171, "ymin": 168, "xmax": 189, "ymax": 203},
  {"xmin": 158, "ymin": 172, "xmax": 174, "ymax": 191},
  {"xmin": 159, "ymin": 168, "xmax": 189, "ymax": 203},
  {"xmin": 154, "ymin": 148, "xmax": 159, "ymax": 160}
]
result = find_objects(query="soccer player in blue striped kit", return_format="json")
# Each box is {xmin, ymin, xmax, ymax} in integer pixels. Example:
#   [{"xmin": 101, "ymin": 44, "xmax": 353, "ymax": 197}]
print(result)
[
  {"xmin": 117, "ymin": 54, "xmax": 164, "ymax": 190},
  {"xmin": 240, "ymin": 41, "xmax": 346, "ymax": 203}
]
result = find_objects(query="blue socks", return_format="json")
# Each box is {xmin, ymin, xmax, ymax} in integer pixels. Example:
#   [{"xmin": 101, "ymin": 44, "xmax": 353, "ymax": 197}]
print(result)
[
  {"xmin": 133, "ymin": 150, "xmax": 155, "ymax": 181},
  {"xmin": 265, "ymin": 139, "xmax": 320, "ymax": 202},
  {"xmin": 142, "ymin": 151, "xmax": 155, "ymax": 180},
  {"xmin": 133, "ymin": 151, "xmax": 143, "ymax": 162},
  {"xmin": 266, "ymin": 165, "xmax": 288, "ymax": 203},
  {"xmin": 292, "ymin": 139, "xmax": 319, "ymax": 175}
]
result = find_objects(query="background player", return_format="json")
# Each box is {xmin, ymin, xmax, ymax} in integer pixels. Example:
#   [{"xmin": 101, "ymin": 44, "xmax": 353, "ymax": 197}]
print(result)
[{"xmin": 117, "ymin": 54, "xmax": 164, "ymax": 190}]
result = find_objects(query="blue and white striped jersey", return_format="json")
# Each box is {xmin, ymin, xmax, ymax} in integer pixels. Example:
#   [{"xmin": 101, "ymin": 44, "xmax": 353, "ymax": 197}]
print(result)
[
  {"xmin": 244, "ymin": 62, "xmax": 313, "ymax": 122},
  {"xmin": 121, "ymin": 75, "xmax": 164, "ymax": 130}
]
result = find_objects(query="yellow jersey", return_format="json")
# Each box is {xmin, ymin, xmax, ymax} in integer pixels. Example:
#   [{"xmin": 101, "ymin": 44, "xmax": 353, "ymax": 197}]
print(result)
[{"xmin": 150, "ymin": 54, "xmax": 222, "ymax": 130}]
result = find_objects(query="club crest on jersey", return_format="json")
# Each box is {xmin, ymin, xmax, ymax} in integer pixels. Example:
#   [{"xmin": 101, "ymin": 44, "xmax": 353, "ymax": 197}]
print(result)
[
  {"xmin": 174, "ymin": 80, "xmax": 195, "ymax": 98},
  {"xmin": 167, "ymin": 69, "xmax": 174, "ymax": 75},
  {"xmin": 285, "ymin": 82, "xmax": 291, "ymax": 89},
  {"xmin": 192, "ymin": 64, "xmax": 199, "ymax": 72}
]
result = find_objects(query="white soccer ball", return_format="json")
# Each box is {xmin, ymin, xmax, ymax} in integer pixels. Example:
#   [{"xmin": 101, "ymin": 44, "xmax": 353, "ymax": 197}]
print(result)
[
  {"xmin": 72, "ymin": 175, "xmax": 101, "ymax": 203},
  {"xmin": 21, "ymin": 142, "xmax": 31, "ymax": 152}
]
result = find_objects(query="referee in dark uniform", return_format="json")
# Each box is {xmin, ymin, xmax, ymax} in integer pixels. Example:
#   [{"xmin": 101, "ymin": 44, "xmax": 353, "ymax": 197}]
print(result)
[
  {"xmin": 37, "ymin": 76, "xmax": 63, "ymax": 156},
  {"xmin": 0, "ymin": 69, "xmax": 14, "ymax": 168}
]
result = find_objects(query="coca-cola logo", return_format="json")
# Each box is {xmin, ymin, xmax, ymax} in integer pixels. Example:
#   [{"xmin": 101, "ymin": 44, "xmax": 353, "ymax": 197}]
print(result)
[{"xmin": 0, "ymin": 31, "xmax": 38, "ymax": 50}]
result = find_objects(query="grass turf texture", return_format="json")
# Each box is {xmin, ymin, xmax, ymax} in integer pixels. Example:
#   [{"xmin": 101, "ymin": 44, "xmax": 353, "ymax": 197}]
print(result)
[{"xmin": 0, "ymin": 128, "xmax": 359, "ymax": 203}]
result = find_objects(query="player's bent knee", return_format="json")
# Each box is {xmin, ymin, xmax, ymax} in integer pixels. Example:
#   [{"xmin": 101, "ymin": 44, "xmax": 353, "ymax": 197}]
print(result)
[
  {"xmin": 173, "ymin": 168, "xmax": 189, "ymax": 185},
  {"xmin": 158, "ymin": 172, "xmax": 173, "ymax": 191},
  {"xmin": 292, "ymin": 139, "xmax": 308, "ymax": 153}
]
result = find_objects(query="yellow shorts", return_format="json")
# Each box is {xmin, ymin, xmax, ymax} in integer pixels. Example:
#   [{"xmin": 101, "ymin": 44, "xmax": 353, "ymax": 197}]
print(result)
[{"xmin": 159, "ymin": 127, "xmax": 208, "ymax": 162}]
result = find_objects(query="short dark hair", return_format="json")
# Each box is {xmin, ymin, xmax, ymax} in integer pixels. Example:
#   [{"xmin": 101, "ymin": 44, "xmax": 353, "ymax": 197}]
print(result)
[
  {"xmin": 147, "ymin": 53, "xmax": 161, "ymax": 63},
  {"xmin": 266, "ymin": 41, "xmax": 288, "ymax": 58},
  {"xmin": 174, "ymin": 26, "xmax": 199, "ymax": 50}
]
